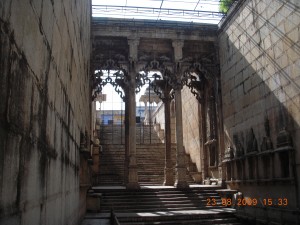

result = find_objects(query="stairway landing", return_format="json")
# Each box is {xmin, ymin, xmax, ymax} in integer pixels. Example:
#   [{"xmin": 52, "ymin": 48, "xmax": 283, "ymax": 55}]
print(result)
[{"xmin": 81, "ymin": 185, "xmax": 245, "ymax": 225}]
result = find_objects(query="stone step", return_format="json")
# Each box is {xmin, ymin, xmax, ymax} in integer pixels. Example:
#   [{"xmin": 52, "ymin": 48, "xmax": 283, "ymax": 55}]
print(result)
[
  {"xmin": 100, "ymin": 158, "xmax": 124, "ymax": 162},
  {"xmin": 137, "ymin": 162, "xmax": 166, "ymax": 165},
  {"xmin": 102, "ymin": 202, "xmax": 226, "ymax": 212},
  {"xmin": 137, "ymin": 166, "xmax": 166, "ymax": 170},
  {"xmin": 101, "ymin": 193, "xmax": 220, "ymax": 199},
  {"xmin": 118, "ymin": 216, "xmax": 240, "ymax": 225},
  {"xmin": 97, "ymin": 188, "xmax": 224, "ymax": 213},
  {"xmin": 82, "ymin": 210, "xmax": 241, "ymax": 225},
  {"xmin": 100, "ymin": 125, "xmax": 163, "ymax": 144},
  {"xmin": 102, "ymin": 198, "xmax": 209, "ymax": 205},
  {"xmin": 92, "ymin": 174, "xmax": 123, "ymax": 186}
]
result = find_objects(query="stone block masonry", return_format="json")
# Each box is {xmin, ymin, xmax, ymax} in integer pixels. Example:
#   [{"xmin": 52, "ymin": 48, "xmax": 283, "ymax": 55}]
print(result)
[
  {"xmin": 219, "ymin": 0, "xmax": 300, "ymax": 223},
  {"xmin": 181, "ymin": 86, "xmax": 201, "ymax": 171},
  {"xmin": 0, "ymin": 0, "xmax": 91, "ymax": 225}
]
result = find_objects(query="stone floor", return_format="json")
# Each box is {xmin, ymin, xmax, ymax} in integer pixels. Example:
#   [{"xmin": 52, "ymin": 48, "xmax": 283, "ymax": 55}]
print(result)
[
  {"xmin": 81, "ymin": 218, "xmax": 110, "ymax": 225},
  {"xmin": 81, "ymin": 208, "xmax": 237, "ymax": 225},
  {"xmin": 80, "ymin": 184, "xmax": 237, "ymax": 225}
]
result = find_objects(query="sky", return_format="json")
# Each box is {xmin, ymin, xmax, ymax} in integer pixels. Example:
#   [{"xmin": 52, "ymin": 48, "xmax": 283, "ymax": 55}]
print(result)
[
  {"xmin": 95, "ymin": 70, "xmax": 153, "ymax": 110},
  {"xmin": 92, "ymin": 0, "xmax": 222, "ymax": 24},
  {"xmin": 96, "ymin": 84, "xmax": 149, "ymax": 110}
]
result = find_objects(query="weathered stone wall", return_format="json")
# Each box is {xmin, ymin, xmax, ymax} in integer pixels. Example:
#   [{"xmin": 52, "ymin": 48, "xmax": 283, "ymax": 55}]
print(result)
[
  {"xmin": 152, "ymin": 102, "xmax": 165, "ymax": 131},
  {"xmin": 0, "ymin": 0, "xmax": 91, "ymax": 224},
  {"xmin": 219, "ymin": 0, "xmax": 300, "ymax": 222},
  {"xmin": 151, "ymin": 102, "xmax": 176, "ymax": 143},
  {"xmin": 181, "ymin": 86, "xmax": 201, "ymax": 171}
]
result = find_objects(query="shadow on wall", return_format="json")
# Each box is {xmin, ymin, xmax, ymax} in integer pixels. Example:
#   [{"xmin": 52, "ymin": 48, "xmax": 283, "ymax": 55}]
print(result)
[{"xmin": 219, "ymin": 0, "xmax": 300, "ymax": 222}]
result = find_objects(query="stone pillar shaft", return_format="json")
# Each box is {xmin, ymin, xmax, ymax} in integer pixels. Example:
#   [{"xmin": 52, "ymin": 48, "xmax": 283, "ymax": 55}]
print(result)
[
  {"xmin": 164, "ymin": 98, "xmax": 174, "ymax": 186},
  {"xmin": 124, "ymin": 93, "xmax": 129, "ymax": 185},
  {"xmin": 126, "ymin": 37, "xmax": 140, "ymax": 189},
  {"xmin": 171, "ymin": 39, "xmax": 188, "ymax": 188},
  {"xmin": 199, "ymin": 100, "xmax": 208, "ymax": 181},
  {"xmin": 126, "ymin": 72, "xmax": 139, "ymax": 189},
  {"xmin": 174, "ymin": 89, "xmax": 189, "ymax": 188}
]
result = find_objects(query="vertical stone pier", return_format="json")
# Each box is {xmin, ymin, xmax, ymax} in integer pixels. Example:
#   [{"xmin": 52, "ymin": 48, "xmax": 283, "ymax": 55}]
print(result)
[
  {"xmin": 172, "ymin": 40, "xmax": 189, "ymax": 189},
  {"xmin": 126, "ymin": 38, "xmax": 140, "ymax": 189}
]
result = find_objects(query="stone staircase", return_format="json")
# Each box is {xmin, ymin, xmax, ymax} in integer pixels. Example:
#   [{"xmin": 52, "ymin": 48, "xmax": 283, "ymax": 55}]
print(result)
[
  {"xmin": 84, "ymin": 187, "xmax": 244, "ymax": 225},
  {"xmin": 99, "ymin": 124, "xmax": 125, "ymax": 145},
  {"xmin": 137, "ymin": 143, "xmax": 195, "ymax": 185},
  {"xmin": 99, "ymin": 124, "xmax": 162, "ymax": 145},
  {"xmin": 137, "ymin": 143, "xmax": 169, "ymax": 185},
  {"xmin": 98, "ymin": 187, "xmax": 223, "ymax": 212},
  {"xmin": 88, "ymin": 122, "xmax": 241, "ymax": 224},
  {"xmin": 94, "ymin": 143, "xmax": 195, "ymax": 186},
  {"xmin": 93, "ymin": 144, "xmax": 125, "ymax": 185},
  {"xmin": 136, "ymin": 124, "xmax": 162, "ymax": 144},
  {"xmin": 115, "ymin": 211, "xmax": 242, "ymax": 225},
  {"xmin": 94, "ymin": 124, "xmax": 196, "ymax": 186}
]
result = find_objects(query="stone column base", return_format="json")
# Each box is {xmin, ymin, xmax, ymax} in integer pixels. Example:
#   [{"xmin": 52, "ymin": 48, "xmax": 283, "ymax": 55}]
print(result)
[
  {"xmin": 126, "ymin": 182, "xmax": 140, "ymax": 189},
  {"xmin": 163, "ymin": 167, "xmax": 174, "ymax": 186},
  {"xmin": 217, "ymin": 178, "xmax": 226, "ymax": 187},
  {"xmin": 126, "ymin": 165, "xmax": 140, "ymax": 189},
  {"xmin": 174, "ymin": 167, "xmax": 189, "ymax": 189},
  {"xmin": 174, "ymin": 180, "xmax": 189, "ymax": 189}
]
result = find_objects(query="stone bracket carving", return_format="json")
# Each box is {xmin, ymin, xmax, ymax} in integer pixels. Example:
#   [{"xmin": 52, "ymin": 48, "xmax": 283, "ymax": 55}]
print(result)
[
  {"xmin": 261, "ymin": 117, "xmax": 273, "ymax": 151},
  {"xmin": 92, "ymin": 58, "xmax": 130, "ymax": 100},
  {"xmin": 246, "ymin": 128, "xmax": 258, "ymax": 153},
  {"xmin": 183, "ymin": 62, "xmax": 215, "ymax": 102}
]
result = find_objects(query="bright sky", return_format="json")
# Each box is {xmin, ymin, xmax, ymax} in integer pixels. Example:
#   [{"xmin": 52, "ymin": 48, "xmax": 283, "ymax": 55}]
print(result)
[
  {"xmin": 96, "ymin": 84, "xmax": 148, "ymax": 110},
  {"xmin": 96, "ymin": 71, "xmax": 159, "ymax": 110},
  {"xmin": 92, "ymin": 0, "xmax": 222, "ymax": 24}
]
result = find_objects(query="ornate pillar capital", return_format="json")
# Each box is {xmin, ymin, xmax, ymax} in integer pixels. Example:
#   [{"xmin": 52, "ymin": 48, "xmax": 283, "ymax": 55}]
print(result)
[
  {"xmin": 172, "ymin": 39, "xmax": 184, "ymax": 61},
  {"xmin": 128, "ymin": 37, "xmax": 140, "ymax": 45},
  {"xmin": 128, "ymin": 37, "xmax": 140, "ymax": 61}
]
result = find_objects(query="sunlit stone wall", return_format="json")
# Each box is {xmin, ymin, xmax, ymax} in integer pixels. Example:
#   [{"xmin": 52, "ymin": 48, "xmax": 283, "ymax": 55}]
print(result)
[
  {"xmin": 181, "ymin": 86, "xmax": 201, "ymax": 171},
  {"xmin": 219, "ymin": 0, "xmax": 300, "ymax": 223}
]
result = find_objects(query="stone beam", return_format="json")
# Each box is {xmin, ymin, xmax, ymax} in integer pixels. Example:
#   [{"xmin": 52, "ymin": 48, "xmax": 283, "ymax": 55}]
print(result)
[{"xmin": 92, "ymin": 22, "xmax": 217, "ymax": 42}]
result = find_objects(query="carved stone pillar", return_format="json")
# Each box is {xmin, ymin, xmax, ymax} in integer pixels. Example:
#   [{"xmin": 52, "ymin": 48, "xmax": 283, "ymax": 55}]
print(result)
[
  {"xmin": 215, "ymin": 77, "xmax": 226, "ymax": 184},
  {"xmin": 163, "ymin": 97, "xmax": 174, "ymax": 186},
  {"xmin": 124, "ymin": 91, "xmax": 129, "ymax": 185},
  {"xmin": 199, "ymin": 98, "xmax": 208, "ymax": 181},
  {"xmin": 150, "ymin": 80, "xmax": 175, "ymax": 186},
  {"xmin": 126, "ymin": 38, "xmax": 140, "ymax": 189},
  {"xmin": 151, "ymin": 78, "xmax": 174, "ymax": 185},
  {"xmin": 174, "ymin": 88, "xmax": 189, "ymax": 188},
  {"xmin": 172, "ymin": 39, "xmax": 189, "ymax": 189},
  {"xmin": 213, "ymin": 43, "xmax": 226, "ymax": 185}
]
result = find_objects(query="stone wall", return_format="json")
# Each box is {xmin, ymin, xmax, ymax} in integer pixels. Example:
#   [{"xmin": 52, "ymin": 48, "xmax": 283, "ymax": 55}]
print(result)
[
  {"xmin": 181, "ymin": 86, "xmax": 201, "ymax": 171},
  {"xmin": 0, "ymin": 0, "xmax": 91, "ymax": 224},
  {"xmin": 152, "ymin": 102, "xmax": 165, "ymax": 131},
  {"xmin": 219, "ymin": 0, "xmax": 300, "ymax": 222}
]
